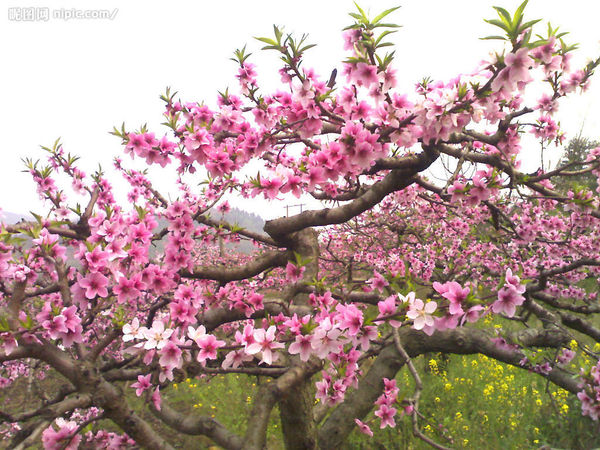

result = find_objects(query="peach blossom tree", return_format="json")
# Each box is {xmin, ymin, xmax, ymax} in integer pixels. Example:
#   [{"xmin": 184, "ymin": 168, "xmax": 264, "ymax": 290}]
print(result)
[{"xmin": 1, "ymin": 2, "xmax": 600, "ymax": 448}]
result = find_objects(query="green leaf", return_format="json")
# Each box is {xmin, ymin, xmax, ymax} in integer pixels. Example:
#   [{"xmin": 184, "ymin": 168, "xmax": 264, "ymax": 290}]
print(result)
[
  {"xmin": 372, "ymin": 6, "xmax": 401, "ymax": 24},
  {"xmin": 513, "ymin": 0, "xmax": 529, "ymax": 23},
  {"xmin": 520, "ymin": 19, "xmax": 541, "ymax": 31},
  {"xmin": 372, "ymin": 23, "xmax": 401, "ymax": 29},
  {"xmin": 493, "ymin": 6, "xmax": 513, "ymax": 27},
  {"xmin": 480, "ymin": 35, "xmax": 508, "ymax": 41},
  {"xmin": 0, "ymin": 316, "xmax": 9, "ymax": 332},
  {"xmin": 255, "ymin": 37, "xmax": 278, "ymax": 46},
  {"xmin": 484, "ymin": 18, "xmax": 510, "ymax": 32},
  {"xmin": 299, "ymin": 43, "xmax": 317, "ymax": 53},
  {"xmin": 354, "ymin": 2, "xmax": 368, "ymax": 20},
  {"xmin": 375, "ymin": 29, "xmax": 397, "ymax": 46},
  {"xmin": 273, "ymin": 25, "xmax": 284, "ymax": 43},
  {"xmin": 30, "ymin": 212, "xmax": 43, "ymax": 224}
]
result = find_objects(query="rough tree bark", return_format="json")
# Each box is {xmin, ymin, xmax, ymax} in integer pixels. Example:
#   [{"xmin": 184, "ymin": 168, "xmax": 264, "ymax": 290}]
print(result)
[{"xmin": 278, "ymin": 229, "xmax": 320, "ymax": 450}]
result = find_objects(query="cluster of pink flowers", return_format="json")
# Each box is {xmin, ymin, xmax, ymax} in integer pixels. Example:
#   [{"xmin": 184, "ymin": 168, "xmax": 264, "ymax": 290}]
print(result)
[
  {"xmin": 577, "ymin": 360, "xmax": 600, "ymax": 420},
  {"xmin": 42, "ymin": 418, "xmax": 81, "ymax": 450},
  {"xmin": 37, "ymin": 304, "xmax": 83, "ymax": 347},
  {"xmin": 492, "ymin": 269, "xmax": 526, "ymax": 318}
]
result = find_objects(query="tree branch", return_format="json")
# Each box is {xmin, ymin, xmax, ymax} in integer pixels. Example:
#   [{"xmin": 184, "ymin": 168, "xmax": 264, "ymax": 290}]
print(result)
[{"xmin": 180, "ymin": 250, "xmax": 290, "ymax": 282}]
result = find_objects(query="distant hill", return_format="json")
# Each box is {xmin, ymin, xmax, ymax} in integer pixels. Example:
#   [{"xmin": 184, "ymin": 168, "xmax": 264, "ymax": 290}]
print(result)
[
  {"xmin": 215, "ymin": 207, "xmax": 266, "ymax": 254},
  {"xmin": 219, "ymin": 208, "xmax": 265, "ymax": 233},
  {"xmin": 0, "ymin": 211, "xmax": 32, "ymax": 225},
  {"xmin": 150, "ymin": 207, "xmax": 266, "ymax": 256}
]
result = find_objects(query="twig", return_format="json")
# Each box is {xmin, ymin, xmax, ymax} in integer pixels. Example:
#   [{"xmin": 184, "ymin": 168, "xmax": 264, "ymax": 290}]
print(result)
[{"xmin": 392, "ymin": 329, "xmax": 451, "ymax": 450}]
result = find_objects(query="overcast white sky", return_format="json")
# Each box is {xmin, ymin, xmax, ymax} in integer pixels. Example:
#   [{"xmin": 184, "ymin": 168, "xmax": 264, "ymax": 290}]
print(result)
[{"xmin": 1, "ymin": 0, "xmax": 599, "ymax": 219}]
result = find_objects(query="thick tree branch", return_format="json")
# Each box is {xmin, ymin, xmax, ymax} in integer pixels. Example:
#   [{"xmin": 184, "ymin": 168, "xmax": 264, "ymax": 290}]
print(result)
[
  {"xmin": 151, "ymin": 401, "xmax": 244, "ymax": 450},
  {"xmin": 180, "ymin": 250, "xmax": 290, "ymax": 282},
  {"xmin": 245, "ymin": 361, "xmax": 322, "ymax": 450}
]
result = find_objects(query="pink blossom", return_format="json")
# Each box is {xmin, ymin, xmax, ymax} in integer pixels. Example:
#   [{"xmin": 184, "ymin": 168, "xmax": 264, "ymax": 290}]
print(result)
[
  {"xmin": 406, "ymin": 299, "xmax": 437, "ymax": 330},
  {"xmin": 504, "ymin": 47, "xmax": 533, "ymax": 85},
  {"xmin": 42, "ymin": 418, "xmax": 81, "ymax": 450},
  {"xmin": 354, "ymin": 418, "xmax": 373, "ymax": 437},
  {"xmin": 123, "ymin": 318, "xmax": 145, "ymax": 342},
  {"xmin": 114, "ymin": 276, "xmax": 141, "ymax": 304},
  {"xmin": 492, "ymin": 285, "xmax": 525, "ymax": 317},
  {"xmin": 188, "ymin": 325, "xmax": 207, "ymax": 345},
  {"xmin": 79, "ymin": 272, "xmax": 109, "ymax": 299},
  {"xmin": 222, "ymin": 349, "xmax": 253, "ymax": 369},
  {"xmin": 43, "ymin": 315, "xmax": 68, "ymax": 340},
  {"xmin": 159, "ymin": 340, "xmax": 183, "ymax": 369},
  {"xmin": 368, "ymin": 271, "xmax": 388, "ymax": 292},
  {"xmin": 196, "ymin": 334, "xmax": 225, "ymax": 363},
  {"xmin": 505, "ymin": 268, "xmax": 526, "ymax": 294},
  {"xmin": 352, "ymin": 63, "xmax": 379, "ymax": 88},
  {"xmin": 143, "ymin": 321, "xmax": 173, "ymax": 350},
  {"xmin": 246, "ymin": 326, "xmax": 285, "ymax": 365},
  {"xmin": 293, "ymin": 80, "xmax": 315, "ymax": 108},
  {"xmin": 288, "ymin": 334, "xmax": 314, "ymax": 362},
  {"xmin": 84, "ymin": 245, "xmax": 109, "ymax": 270},
  {"xmin": 131, "ymin": 374, "xmax": 152, "ymax": 396},
  {"xmin": 151, "ymin": 386, "xmax": 162, "ymax": 411},
  {"xmin": 433, "ymin": 281, "xmax": 469, "ymax": 315},
  {"xmin": 374, "ymin": 404, "xmax": 397, "ymax": 428},
  {"xmin": 377, "ymin": 295, "xmax": 401, "ymax": 328},
  {"xmin": 336, "ymin": 304, "xmax": 363, "ymax": 336},
  {"xmin": 461, "ymin": 305, "xmax": 485, "ymax": 325},
  {"xmin": 311, "ymin": 320, "xmax": 343, "ymax": 359},
  {"xmin": 285, "ymin": 262, "xmax": 305, "ymax": 283}
]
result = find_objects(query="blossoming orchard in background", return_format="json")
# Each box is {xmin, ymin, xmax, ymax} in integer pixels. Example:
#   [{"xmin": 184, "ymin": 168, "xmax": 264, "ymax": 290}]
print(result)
[{"xmin": 2, "ymin": 1, "xmax": 600, "ymax": 448}]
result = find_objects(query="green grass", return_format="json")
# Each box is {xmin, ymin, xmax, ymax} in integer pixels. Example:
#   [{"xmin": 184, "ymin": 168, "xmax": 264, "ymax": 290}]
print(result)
[
  {"xmin": 344, "ymin": 347, "xmax": 600, "ymax": 449},
  {"xmin": 152, "ymin": 344, "xmax": 600, "ymax": 449}
]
